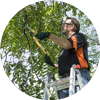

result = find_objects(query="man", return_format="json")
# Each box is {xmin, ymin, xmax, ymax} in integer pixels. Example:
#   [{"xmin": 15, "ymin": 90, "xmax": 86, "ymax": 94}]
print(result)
[{"xmin": 35, "ymin": 17, "xmax": 91, "ymax": 98}]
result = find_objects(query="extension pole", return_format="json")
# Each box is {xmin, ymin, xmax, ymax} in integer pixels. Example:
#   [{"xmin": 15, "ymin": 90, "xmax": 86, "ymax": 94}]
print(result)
[
  {"xmin": 27, "ymin": 27, "xmax": 46, "ymax": 55},
  {"xmin": 33, "ymin": 36, "xmax": 46, "ymax": 54}
]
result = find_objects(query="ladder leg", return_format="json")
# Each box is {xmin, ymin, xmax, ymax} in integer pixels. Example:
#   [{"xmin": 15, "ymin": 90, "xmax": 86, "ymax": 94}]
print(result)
[
  {"xmin": 53, "ymin": 87, "xmax": 59, "ymax": 100},
  {"xmin": 69, "ymin": 66, "xmax": 75, "ymax": 96},
  {"xmin": 50, "ymin": 73, "xmax": 59, "ymax": 99},
  {"xmin": 76, "ymin": 69, "xmax": 85, "ymax": 89},
  {"xmin": 43, "ymin": 73, "xmax": 56, "ymax": 100}
]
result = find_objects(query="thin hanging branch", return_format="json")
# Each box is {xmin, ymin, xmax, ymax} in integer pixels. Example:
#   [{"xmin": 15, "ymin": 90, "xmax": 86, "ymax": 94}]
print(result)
[
  {"xmin": 29, "ymin": 48, "xmax": 45, "ymax": 84},
  {"xmin": 63, "ymin": 2, "xmax": 69, "ymax": 19},
  {"xmin": 22, "ymin": 9, "xmax": 45, "ymax": 84},
  {"xmin": 1, "ymin": 48, "xmax": 11, "ymax": 60}
]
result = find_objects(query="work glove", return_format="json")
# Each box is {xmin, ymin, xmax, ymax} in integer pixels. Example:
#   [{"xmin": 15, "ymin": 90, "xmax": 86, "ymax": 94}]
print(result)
[
  {"xmin": 45, "ymin": 54, "xmax": 55, "ymax": 67},
  {"xmin": 35, "ymin": 32, "xmax": 51, "ymax": 40}
]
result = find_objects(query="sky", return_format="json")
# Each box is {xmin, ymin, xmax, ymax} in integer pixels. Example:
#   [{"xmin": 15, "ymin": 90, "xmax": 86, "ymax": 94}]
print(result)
[{"xmin": 0, "ymin": 49, "xmax": 10, "ymax": 65}]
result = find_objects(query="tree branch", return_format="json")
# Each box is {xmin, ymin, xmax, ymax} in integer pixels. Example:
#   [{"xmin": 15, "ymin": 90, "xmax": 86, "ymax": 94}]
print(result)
[{"xmin": 87, "ymin": 36, "xmax": 100, "ymax": 45}]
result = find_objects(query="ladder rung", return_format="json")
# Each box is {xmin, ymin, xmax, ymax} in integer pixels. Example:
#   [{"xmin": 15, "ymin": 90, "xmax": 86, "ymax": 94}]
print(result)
[
  {"xmin": 48, "ymin": 77, "xmax": 70, "ymax": 87},
  {"xmin": 56, "ymin": 81, "xmax": 79, "ymax": 91}
]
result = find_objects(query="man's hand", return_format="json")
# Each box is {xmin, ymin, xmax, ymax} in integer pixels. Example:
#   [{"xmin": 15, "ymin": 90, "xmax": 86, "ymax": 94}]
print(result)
[
  {"xmin": 45, "ymin": 54, "xmax": 55, "ymax": 67},
  {"xmin": 35, "ymin": 32, "xmax": 51, "ymax": 40}
]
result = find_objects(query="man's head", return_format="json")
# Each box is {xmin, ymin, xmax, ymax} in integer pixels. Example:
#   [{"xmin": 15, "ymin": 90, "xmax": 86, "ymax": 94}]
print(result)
[{"xmin": 61, "ymin": 17, "xmax": 80, "ymax": 36}]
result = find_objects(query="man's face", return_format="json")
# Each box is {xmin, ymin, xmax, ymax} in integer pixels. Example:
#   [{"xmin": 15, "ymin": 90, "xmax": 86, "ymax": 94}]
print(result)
[{"xmin": 61, "ymin": 19, "xmax": 73, "ymax": 35}]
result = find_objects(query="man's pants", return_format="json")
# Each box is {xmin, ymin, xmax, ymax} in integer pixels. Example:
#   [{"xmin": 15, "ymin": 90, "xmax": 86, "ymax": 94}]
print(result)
[{"xmin": 57, "ymin": 69, "xmax": 91, "ymax": 99}]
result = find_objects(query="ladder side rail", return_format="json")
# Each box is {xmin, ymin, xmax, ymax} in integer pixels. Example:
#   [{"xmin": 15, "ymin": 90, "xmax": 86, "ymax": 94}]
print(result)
[
  {"xmin": 69, "ymin": 66, "xmax": 75, "ymax": 96},
  {"xmin": 51, "ymin": 72, "xmax": 60, "ymax": 100},
  {"xmin": 75, "ymin": 69, "xmax": 85, "ymax": 89},
  {"xmin": 43, "ymin": 73, "xmax": 53, "ymax": 100},
  {"xmin": 53, "ymin": 86, "xmax": 59, "ymax": 100}
]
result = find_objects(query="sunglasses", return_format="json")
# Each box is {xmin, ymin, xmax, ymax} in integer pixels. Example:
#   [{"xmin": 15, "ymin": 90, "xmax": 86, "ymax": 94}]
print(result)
[{"xmin": 63, "ymin": 23, "xmax": 78, "ymax": 30}]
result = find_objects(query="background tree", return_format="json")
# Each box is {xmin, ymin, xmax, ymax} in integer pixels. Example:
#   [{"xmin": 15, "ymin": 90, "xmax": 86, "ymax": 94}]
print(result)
[{"xmin": 0, "ymin": 0, "xmax": 100, "ymax": 99}]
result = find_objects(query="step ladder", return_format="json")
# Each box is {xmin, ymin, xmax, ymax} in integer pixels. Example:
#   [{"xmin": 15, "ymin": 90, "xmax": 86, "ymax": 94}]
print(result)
[{"xmin": 43, "ymin": 64, "xmax": 85, "ymax": 100}]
